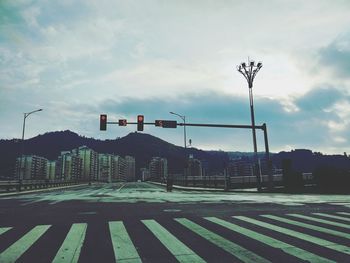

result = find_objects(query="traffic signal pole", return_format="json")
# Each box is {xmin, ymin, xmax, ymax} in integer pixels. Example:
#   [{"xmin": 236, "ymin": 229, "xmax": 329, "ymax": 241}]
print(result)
[{"xmin": 101, "ymin": 115, "xmax": 273, "ymax": 191}]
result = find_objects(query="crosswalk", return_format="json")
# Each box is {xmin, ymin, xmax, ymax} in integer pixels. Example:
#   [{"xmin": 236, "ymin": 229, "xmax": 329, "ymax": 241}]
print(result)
[{"xmin": 0, "ymin": 212, "xmax": 349, "ymax": 262}]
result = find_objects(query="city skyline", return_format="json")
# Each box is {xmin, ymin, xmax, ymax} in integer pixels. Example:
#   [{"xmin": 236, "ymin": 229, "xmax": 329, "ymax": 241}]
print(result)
[{"xmin": 1, "ymin": 1, "xmax": 350, "ymax": 154}]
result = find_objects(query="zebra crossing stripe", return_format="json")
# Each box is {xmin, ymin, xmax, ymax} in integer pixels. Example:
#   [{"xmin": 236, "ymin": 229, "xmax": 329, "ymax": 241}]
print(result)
[
  {"xmin": 0, "ymin": 225, "xmax": 50, "ymax": 263},
  {"xmin": 142, "ymin": 219, "xmax": 205, "ymax": 263},
  {"xmin": 109, "ymin": 221, "xmax": 142, "ymax": 263},
  {"xmin": 312, "ymin": 213, "xmax": 350, "ymax": 222},
  {"xmin": 288, "ymin": 214, "xmax": 350, "ymax": 229},
  {"xmin": 234, "ymin": 216, "xmax": 350, "ymax": 255},
  {"xmin": 0, "ymin": 227, "xmax": 11, "ymax": 235},
  {"xmin": 206, "ymin": 217, "xmax": 334, "ymax": 263},
  {"xmin": 52, "ymin": 223, "xmax": 87, "ymax": 263},
  {"xmin": 175, "ymin": 218, "xmax": 270, "ymax": 263},
  {"xmin": 261, "ymin": 215, "xmax": 350, "ymax": 240},
  {"xmin": 337, "ymin": 212, "xmax": 350, "ymax": 216}
]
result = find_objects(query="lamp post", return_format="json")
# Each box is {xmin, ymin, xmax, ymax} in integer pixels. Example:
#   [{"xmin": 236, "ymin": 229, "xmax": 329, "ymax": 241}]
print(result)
[
  {"xmin": 19, "ymin": 108, "xmax": 43, "ymax": 191},
  {"xmin": 237, "ymin": 59, "xmax": 263, "ymax": 191},
  {"xmin": 170, "ymin": 111, "xmax": 187, "ymax": 185}
]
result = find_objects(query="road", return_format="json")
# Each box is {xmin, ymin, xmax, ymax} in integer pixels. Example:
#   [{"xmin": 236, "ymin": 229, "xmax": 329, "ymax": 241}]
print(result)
[{"xmin": 0, "ymin": 182, "xmax": 350, "ymax": 262}]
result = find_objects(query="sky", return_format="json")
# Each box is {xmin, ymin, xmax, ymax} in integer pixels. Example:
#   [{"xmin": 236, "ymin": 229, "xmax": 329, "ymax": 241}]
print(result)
[{"xmin": 1, "ymin": 0, "xmax": 350, "ymax": 154}]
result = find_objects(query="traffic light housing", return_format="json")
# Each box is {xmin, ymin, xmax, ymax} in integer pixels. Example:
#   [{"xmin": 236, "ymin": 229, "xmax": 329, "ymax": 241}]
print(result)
[
  {"xmin": 137, "ymin": 115, "xmax": 144, "ymax": 131},
  {"xmin": 100, "ymin": 114, "xmax": 107, "ymax": 130},
  {"xmin": 119, "ymin": 119, "xmax": 127, "ymax": 126}
]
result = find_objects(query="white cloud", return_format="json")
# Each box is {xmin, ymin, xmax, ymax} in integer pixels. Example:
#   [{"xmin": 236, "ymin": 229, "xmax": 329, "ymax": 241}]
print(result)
[{"xmin": 1, "ymin": 0, "xmax": 350, "ymax": 154}]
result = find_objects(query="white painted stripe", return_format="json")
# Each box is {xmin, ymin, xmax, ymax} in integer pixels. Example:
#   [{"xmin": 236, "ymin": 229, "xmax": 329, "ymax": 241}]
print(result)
[
  {"xmin": 0, "ymin": 225, "xmax": 50, "ymax": 263},
  {"xmin": 206, "ymin": 217, "xmax": 333, "ymax": 263},
  {"xmin": 261, "ymin": 214, "xmax": 350, "ymax": 240},
  {"xmin": 288, "ymin": 214, "xmax": 350, "ymax": 229},
  {"xmin": 109, "ymin": 221, "xmax": 142, "ymax": 263},
  {"xmin": 234, "ymin": 216, "xmax": 350, "ymax": 255},
  {"xmin": 0, "ymin": 227, "xmax": 11, "ymax": 235},
  {"xmin": 337, "ymin": 212, "xmax": 350, "ymax": 217},
  {"xmin": 313, "ymin": 213, "xmax": 350, "ymax": 222},
  {"xmin": 175, "ymin": 218, "xmax": 270, "ymax": 263},
  {"xmin": 52, "ymin": 223, "xmax": 87, "ymax": 263},
  {"xmin": 142, "ymin": 219, "xmax": 205, "ymax": 263}
]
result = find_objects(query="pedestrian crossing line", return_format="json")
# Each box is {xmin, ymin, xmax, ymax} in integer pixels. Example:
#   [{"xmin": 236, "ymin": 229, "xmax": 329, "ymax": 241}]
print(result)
[
  {"xmin": 312, "ymin": 213, "xmax": 350, "ymax": 222},
  {"xmin": 205, "ymin": 217, "xmax": 334, "ymax": 263},
  {"xmin": 337, "ymin": 212, "xmax": 350, "ymax": 217},
  {"xmin": 234, "ymin": 216, "xmax": 350, "ymax": 256},
  {"xmin": 109, "ymin": 221, "xmax": 142, "ymax": 263},
  {"xmin": 288, "ymin": 214, "xmax": 350, "ymax": 229},
  {"xmin": 142, "ymin": 219, "xmax": 205, "ymax": 263},
  {"xmin": 0, "ymin": 225, "xmax": 51, "ymax": 263},
  {"xmin": 261, "ymin": 214, "xmax": 350, "ymax": 240},
  {"xmin": 175, "ymin": 218, "xmax": 270, "ymax": 263},
  {"xmin": 52, "ymin": 223, "xmax": 87, "ymax": 263},
  {"xmin": 0, "ymin": 227, "xmax": 11, "ymax": 236}
]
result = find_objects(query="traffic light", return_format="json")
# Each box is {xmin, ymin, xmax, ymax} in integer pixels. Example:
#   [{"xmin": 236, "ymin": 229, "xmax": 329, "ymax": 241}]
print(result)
[
  {"xmin": 137, "ymin": 115, "xmax": 144, "ymax": 131},
  {"xmin": 100, "ymin": 114, "xmax": 107, "ymax": 131},
  {"xmin": 119, "ymin": 119, "xmax": 127, "ymax": 126}
]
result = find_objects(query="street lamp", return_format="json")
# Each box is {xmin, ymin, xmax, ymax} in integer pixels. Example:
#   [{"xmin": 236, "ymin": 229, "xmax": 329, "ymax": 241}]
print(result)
[
  {"xmin": 237, "ymin": 59, "xmax": 263, "ymax": 191},
  {"xmin": 170, "ymin": 111, "xmax": 187, "ymax": 184},
  {"xmin": 19, "ymin": 108, "xmax": 43, "ymax": 191}
]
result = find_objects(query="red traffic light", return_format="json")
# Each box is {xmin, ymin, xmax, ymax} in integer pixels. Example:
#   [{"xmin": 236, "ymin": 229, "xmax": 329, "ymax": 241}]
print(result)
[
  {"xmin": 137, "ymin": 115, "xmax": 144, "ymax": 131},
  {"xmin": 100, "ymin": 114, "xmax": 107, "ymax": 131}
]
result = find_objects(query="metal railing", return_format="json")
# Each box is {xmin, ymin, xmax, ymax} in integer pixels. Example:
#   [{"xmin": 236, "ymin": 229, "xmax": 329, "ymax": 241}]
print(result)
[{"xmin": 0, "ymin": 179, "xmax": 88, "ymax": 193}]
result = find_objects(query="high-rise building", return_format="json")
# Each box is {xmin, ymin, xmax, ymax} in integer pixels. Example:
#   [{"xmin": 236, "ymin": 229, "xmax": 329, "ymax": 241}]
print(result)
[
  {"xmin": 125, "ymin": 156, "xmax": 135, "ymax": 182},
  {"xmin": 114, "ymin": 155, "xmax": 126, "ymax": 182},
  {"xmin": 56, "ymin": 151, "xmax": 82, "ymax": 181},
  {"xmin": 15, "ymin": 155, "xmax": 48, "ymax": 180},
  {"xmin": 72, "ymin": 146, "xmax": 98, "ymax": 181},
  {"xmin": 149, "ymin": 157, "xmax": 168, "ymax": 180},
  {"xmin": 98, "ymin": 153, "xmax": 114, "ymax": 182},
  {"xmin": 47, "ymin": 161, "xmax": 56, "ymax": 181}
]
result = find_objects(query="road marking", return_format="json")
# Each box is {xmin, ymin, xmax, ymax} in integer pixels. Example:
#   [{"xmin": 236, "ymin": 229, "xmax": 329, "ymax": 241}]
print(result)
[
  {"xmin": 52, "ymin": 223, "xmax": 87, "ymax": 263},
  {"xmin": 313, "ymin": 213, "xmax": 350, "ymax": 222},
  {"xmin": 109, "ymin": 221, "xmax": 142, "ymax": 263},
  {"xmin": 0, "ymin": 227, "xmax": 11, "ymax": 235},
  {"xmin": 206, "ymin": 217, "xmax": 334, "ymax": 263},
  {"xmin": 0, "ymin": 225, "xmax": 50, "ymax": 263},
  {"xmin": 288, "ymin": 214, "xmax": 350, "ymax": 229},
  {"xmin": 142, "ymin": 219, "xmax": 205, "ymax": 263},
  {"xmin": 337, "ymin": 212, "xmax": 350, "ymax": 217},
  {"xmin": 261, "ymin": 214, "xmax": 350, "ymax": 240},
  {"xmin": 175, "ymin": 218, "xmax": 270, "ymax": 263},
  {"xmin": 116, "ymin": 183, "xmax": 126, "ymax": 192},
  {"xmin": 234, "ymin": 216, "xmax": 350, "ymax": 255}
]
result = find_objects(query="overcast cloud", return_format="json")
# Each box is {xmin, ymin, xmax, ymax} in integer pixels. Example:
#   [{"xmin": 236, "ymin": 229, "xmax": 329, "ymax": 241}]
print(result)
[{"xmin": 1, "ymin": 0, "xmax": 350, "ymax": 154}]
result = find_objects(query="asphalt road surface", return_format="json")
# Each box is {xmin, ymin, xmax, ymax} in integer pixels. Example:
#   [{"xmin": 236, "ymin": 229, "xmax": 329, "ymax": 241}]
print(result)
[{"xmin": 0, "ymin": 182, "xmax": 350, "ymax": 262}]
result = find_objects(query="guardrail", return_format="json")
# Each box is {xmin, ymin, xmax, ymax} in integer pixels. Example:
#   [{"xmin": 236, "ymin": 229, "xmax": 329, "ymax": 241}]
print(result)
[
  {"xmin": 0, "ymin": 180, "xmax": 88, "ymax": 193},
  {"xmin": 164, "ymin": 173, "xmax": 314, "ymax": 189}
]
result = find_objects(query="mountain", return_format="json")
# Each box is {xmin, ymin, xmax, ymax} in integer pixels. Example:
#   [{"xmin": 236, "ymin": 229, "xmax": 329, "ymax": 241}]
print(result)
[
  {"xmin": 0, "ymin": 130, "xmax": 229, "ymax": 178},
  {"xmin": 1, "ymin": 131, "xmax": 349, "ymax": 179}
]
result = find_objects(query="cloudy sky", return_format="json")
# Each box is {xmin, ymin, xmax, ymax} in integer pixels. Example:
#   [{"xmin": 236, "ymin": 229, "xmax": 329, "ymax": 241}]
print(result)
[{"xmin": 1, "ymin": 0, "xmax": 350, "ymax": 154}]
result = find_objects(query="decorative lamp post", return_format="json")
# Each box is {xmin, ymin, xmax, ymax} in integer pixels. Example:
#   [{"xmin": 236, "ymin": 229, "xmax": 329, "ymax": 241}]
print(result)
[{"xmin": 237, "ymin": 59, "xmax": 263, "ymax": 191}]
